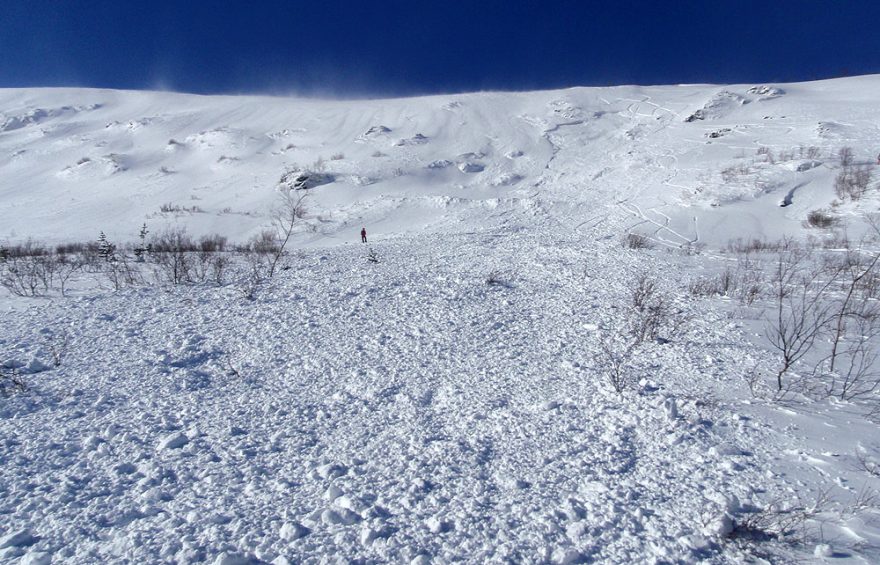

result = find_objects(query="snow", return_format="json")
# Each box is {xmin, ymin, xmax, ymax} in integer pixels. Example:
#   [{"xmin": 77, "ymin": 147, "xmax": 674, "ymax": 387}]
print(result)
[{"xmin": 1, "ymin": 76, "xmax": 880, "ymax": 563}]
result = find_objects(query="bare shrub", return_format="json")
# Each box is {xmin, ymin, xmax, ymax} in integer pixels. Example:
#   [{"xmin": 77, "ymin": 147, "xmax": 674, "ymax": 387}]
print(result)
[
  {"xmin": 150, "ymin": 227, "xmax": 195, "ymax": 285},
  {"xmin": 1, "ymin": 254, "xmax": 57, "ymax": 297},
  {"xmin": 596, "ymin": 275, "xmax": 689, "ymax": 394},
  {"xmin": 765, "ymin": 248, "xmax": 835, "ymax": 392},
  {"xmin": 721, "ymin": 163, "xmax": 752, "ymax": 183},
  {"xmin": 756, "ymin": 146, "xmax": 775, "ymax": 164},
  {"xmin": 597, "ymin": 334, "xmax": 640, "ymax": 394},
  {"xmin": 56, "ymin": 253, "xmax": 84, "ymax": 296},
  {"xmin": 330, "ymin": 153, "xmax": 345, "ymax": 161},
  {"xmin": 730, "ymin": 488, "xmax": 833, "ymax": 547},
  {"xmin": 623, "ymin": 233, "xmax": 652, "ymax": 249},
  {"xmin": 839, "ymin": 146, "xmax": 854, "ymax": 168},
  {"xmin": 726, "ymin": 237, "xmax": 788, "ymax": 255},
  {"xmin": 855, "ymin": 449, "xmax": 880, "ymax": 478},
  {"xmin": 160, "ymin": 203, "xmax": 204, "ymax": 214},
  {"xmin": 264, "ymin": 191, "xmax": 307, "ymax": 278},
  {"xmin": 834, "ymin": 165, "xmax": 873, "ymax": 201},
  {"xmin": 0, "ymin": 365, "xmax": 26, "ymax": 396},
  {"xmin": 805, "ymin": 209, "xmax": 837, "ymax": 229},
  {"xmin": 104, "ymin": 255, "xmax": 142, "ymax": 291},
  {"xmin": 688, "ymin": 277, "xmax": 721, "ymax": 297}
]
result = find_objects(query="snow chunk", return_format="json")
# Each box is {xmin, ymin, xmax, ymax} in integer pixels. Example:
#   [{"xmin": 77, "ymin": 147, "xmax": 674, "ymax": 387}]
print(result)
[
  {"xmin": 314, "ymin": 463, "xmax": 348, "ymax": 480},
  {"xmin": 814, "ymin": 543, "xmax": 833, "ymax": 558},
  {"xmin": 748, "ymin": 85, "xmax": 785, "ymax": 99},
  {"xmin": 320, "ymin": 508, "xmax": 360, "ymax": 526},
  {"xmin": 394, "ymin": 133, "xmax": 429, "ymax": 146},
  {"xmin": 702, "ymin": 513, "xmax": 734, "ymax": 537},
  {"xmin": 551, "ymin": 547, "xmax": 584, "ymax": 565},
  {"xmin": 491, "ymin": 173, "xmax": 523, "ymax": 186},
  {"xmin": 212, "ymin": 552, "xmax": 256, "ymax": 565},
  {"xmin": 685, "ymin": 91, "xmax": 748, "ymax": 122},
  {"xmin": 0, "ymin": 529, "xmax": 37, "ymax": 549},
  {"xmin": 458, "ymin": 162, "xmax": 484, "ymax": 173},
  {"xmin": 427, "ymin": 159, "xmax": 453, "ymax": 169},
  {"xmin": 362, "ymin": 125, "xmax": 391, "ymax": 137},
  {"xmin": 279, "ymin": 169, "xmax": 335, "ymax": 191},
  {"xmin": 323, "ymin": 485, "xmax": 344, "ymax": 501},
  {"xmin": 425, "ymin": 516, "xmax": 453, "ymax": 533},
  {"xmin": 20, "ymin": 552, "xmax": 52, "ymax": 565},
  {"xmin": 157, "ymin": 432, "xmax": 189, "ymax": 451},
  {"xmin": 279, "ymin": 521, "xmax": 310, "ymax": 541}
]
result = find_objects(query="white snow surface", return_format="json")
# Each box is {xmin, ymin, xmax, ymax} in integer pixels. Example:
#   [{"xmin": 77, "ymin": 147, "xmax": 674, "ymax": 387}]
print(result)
[{"xmin": 2, "ymin": 77, "xmax": 880, "ymax": 563}]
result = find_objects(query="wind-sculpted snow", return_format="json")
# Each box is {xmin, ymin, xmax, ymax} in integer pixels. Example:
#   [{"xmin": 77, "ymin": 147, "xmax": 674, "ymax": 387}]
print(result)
[{"xmin": 1, "ymin": 76, "xmax": 879, "ymax": 247}]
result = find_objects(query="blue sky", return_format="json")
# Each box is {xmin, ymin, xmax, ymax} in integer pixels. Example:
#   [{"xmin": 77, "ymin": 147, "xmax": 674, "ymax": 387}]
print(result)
[{"xmin": 1, "ymin": 1, "xmax": 878, "ymax": 96}]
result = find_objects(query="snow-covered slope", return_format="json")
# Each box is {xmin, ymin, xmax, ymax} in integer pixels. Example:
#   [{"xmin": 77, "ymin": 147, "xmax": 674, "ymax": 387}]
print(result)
[
  {"xmin": 2, "ymin": 78, "xmax": 880, "ymax": 564},
  {"xmin": 2, "ymin": 76, "xmax": 879, "ymax": 247}
]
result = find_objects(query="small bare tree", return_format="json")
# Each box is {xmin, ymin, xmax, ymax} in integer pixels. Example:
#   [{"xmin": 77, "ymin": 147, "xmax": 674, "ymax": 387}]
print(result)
[
  {"xmin": 56, "ymin": 253, "xmax": 84, "ymax": 296},
  {"xmin": 765, "ymin": 248, "xmax": 835, "ymax": 392},
  {"xmin": 265, "ymin": 191, "xmax": 307, "ymax": 277}
]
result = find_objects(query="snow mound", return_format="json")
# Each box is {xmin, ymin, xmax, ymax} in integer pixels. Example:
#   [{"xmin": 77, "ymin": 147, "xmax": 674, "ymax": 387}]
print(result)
[
  {"xmin": 279, "ymin": 168, "xmax": 335, "ymax": 190},
  {"xmin": 684, "ymin": 90, "xmax": 749, "ymax": 122},
  {"xmin": 747, "ymin": 85, "xmax": 786, "ymax": 99},
  {"xmin": 0, "ymin": 104, "xmax": 101, "ymax": 132},
  {"xmin": 394, "ymin": 133, "xmax": 429, "ymax": 146}
]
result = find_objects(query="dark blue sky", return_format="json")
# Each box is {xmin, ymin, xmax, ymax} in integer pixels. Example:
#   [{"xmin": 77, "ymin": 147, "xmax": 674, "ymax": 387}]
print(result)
[{"xmin": 1, "ymin": 1, "xmax": 878, "ymax": 96}]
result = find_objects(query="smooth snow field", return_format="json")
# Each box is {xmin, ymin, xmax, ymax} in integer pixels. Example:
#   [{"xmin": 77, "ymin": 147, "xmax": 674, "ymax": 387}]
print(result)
[{"xmin": 2, "ymin": 77, "xmax": 880, "ymax": 563}]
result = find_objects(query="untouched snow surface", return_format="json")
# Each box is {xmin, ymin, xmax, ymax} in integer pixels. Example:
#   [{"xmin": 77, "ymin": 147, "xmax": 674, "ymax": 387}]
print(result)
[{"xmin": 2, "ymin": 77, "xmax": 880, "ymax": 563}]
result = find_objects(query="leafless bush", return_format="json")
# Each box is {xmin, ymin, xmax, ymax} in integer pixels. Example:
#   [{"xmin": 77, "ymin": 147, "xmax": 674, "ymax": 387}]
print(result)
[
  {"xmin": 160, "ymin": 203, "xmax": 204, "ymax": 214},
  {"xmin": 330, "ymin": 153, "xmax": 345, "ymax": 161},
  {"xmin": 104, "ymin": 255, "xmax": 142, "ymax": 291},
  {"xmin": 834, "ymin": 165, "xmax": 873, "ymax": 201},
  {"xmin": 198, "ymin": 234, "xmax": 227, "ymax": 253},
  {"xmin": 721, "ymin": 163, "xmax": 752, "ymax": 183},
  {"xmin": 815, "ymin": 244, "xmax": 880, "ymax": 399},
  {"xmin": 730, "ymin": 488, "xmax": 833, "ymax": 546},
  {"xmin": 805, "ymin": 209, "xmax": 837, "ymax": 229},
  {"xmin": 150, "ymin": 227, "xmax": 195, "ymax": 285},
  {"xmin": 44, "ymin": 332, "xmax": 69, "ymax": 368},
  {"xmin": 597, "ymin": 334, "xmax": 640, "ymax": 394},
  {"xmin": 855, "ymin": 449, "xmax": 880, "ymax": 478},
  {"xmin": 688, "ymin": 277, "xmax": 722, "ymax": 297},
  {"xmin": 765, "ymin": 248, "xmax": 835, "ymax": 392},
  {"xmin": 623, "ymin": 233, "xmax": 652, "ymax": 249},
  {"xmin": 261, "ymin": 191, "xmax": 307, "ymax": 278},
  {"xmin": 485, "ymin": 270, "xmax": 511, "ymax": 287},
  {"xmin": 236, "ymin": 261, "xmax": 264, "ymax": 301},
  {"xmin": 756, "ymin": 146, "xmax": 775, "ymax": 164},
  {"xmin": 1, "ymin": 254, "xmax": 57, "ymax": 297},
  {"xmin": 595, "ymin": 275, "xmax": 689, "ymax": 394},
  {"xmin": 0, "ymin": 365, "xmax": 26, "ymax": 396},
  {"xmin": 839, "ymin": 146, "xmax": 854, "ymax": 168},
  {"xmin": 195, "ymin": 252, "xmax": 231, "ymax": 285},
  {"xmin": 726, "ymin": 237, "xmax": 789, "ymax": 255},
  {"xmin": 55, "ymin": 242, "xmax": 91, "ymax": 255},
  {"xmin": 798, "ymin": 145, "xmax": 821, "ymax": 159},
  {"xmin": 56, "ymin": 253, "xmax": 84, "ymax": 296}
]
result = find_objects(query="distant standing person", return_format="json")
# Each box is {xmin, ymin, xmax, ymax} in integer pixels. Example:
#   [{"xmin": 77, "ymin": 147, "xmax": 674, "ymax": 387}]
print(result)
[{"xmin": 361, "ymin": 227, "xmax": 367, "ymax": 243}]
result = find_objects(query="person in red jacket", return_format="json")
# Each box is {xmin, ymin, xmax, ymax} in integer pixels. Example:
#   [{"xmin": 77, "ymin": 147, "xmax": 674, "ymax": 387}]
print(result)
[{"xmin": 361, "ymin": 227, "xmax": 367, "ymax": 243}]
